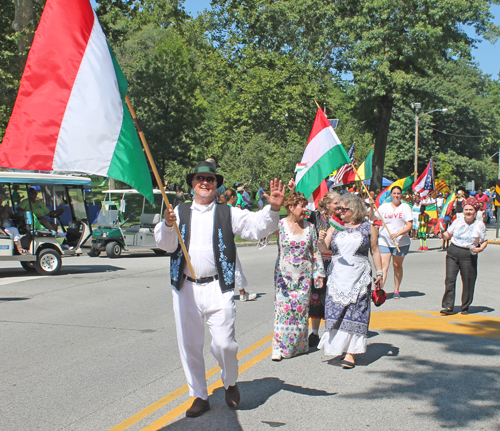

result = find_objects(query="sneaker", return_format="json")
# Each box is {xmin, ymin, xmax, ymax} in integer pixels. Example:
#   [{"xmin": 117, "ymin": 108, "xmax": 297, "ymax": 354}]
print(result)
[
  {"xmin": 424, "ymin": 247, "xmax": 428, "ymax": 251},
  {"xmin": 393, "ymin": 292, "xmax": 400, "ymax": 299},
  {"xmin": 418, "ymin": 246, "xmax": 424, "ymax": 251},
  {"xmin": 240, "ymin": 292, "xmax": 257, "ymax": 301},
  {"xmin": 308, "ymin": 332, "xmax": 320, "ymax": 348}
]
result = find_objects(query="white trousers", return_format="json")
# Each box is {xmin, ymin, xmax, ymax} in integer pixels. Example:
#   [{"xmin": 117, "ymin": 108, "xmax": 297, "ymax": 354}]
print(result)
[{"xmin": 172, "ymin": 279, "xmax": 238, "ymax": 400}]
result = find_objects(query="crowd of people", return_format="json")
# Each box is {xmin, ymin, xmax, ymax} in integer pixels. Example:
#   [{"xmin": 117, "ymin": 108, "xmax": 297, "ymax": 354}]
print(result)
[{"xmin": 155, "ymin": 159, "xmax": 493, "ymax": 418}]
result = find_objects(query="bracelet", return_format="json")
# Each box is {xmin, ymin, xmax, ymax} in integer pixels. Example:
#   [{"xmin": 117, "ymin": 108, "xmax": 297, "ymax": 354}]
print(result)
[{"xmin": 376, "ymin": 270, "xmax": 383, "ymax": 277}]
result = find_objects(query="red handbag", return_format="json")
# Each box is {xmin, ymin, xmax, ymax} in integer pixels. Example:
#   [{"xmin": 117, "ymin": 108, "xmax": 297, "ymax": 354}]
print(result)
[{"xmin": 372, "ymin": 283, "xmax": 387, "ymax": 307}]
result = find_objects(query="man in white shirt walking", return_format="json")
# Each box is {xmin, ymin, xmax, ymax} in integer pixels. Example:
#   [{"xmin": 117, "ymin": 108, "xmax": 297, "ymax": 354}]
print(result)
[{"xmin": 155, "ymin": 161, "xmax": 285, "ymax": 418}]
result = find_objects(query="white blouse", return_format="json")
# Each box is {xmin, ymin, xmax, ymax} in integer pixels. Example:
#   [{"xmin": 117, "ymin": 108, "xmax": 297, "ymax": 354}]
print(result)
[{"xmin": 448, "ymin": 217, "xmax": 487, "ymax": 249}]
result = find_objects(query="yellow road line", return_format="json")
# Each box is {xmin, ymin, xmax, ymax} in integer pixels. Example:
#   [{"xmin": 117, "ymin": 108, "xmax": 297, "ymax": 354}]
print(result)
[
  {"xmin": 141, "ymin": 348, "xmax": 272, "ymax": 431},
  {"xmin": 109, "ymin": 334, "xmax": 273, "ymax": 431}
]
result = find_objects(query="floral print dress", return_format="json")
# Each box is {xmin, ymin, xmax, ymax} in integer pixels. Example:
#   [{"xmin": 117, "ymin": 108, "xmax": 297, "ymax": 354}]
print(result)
[{"xmin": 273, "ymin": 219, "xmax": 325, "ymax": 359}]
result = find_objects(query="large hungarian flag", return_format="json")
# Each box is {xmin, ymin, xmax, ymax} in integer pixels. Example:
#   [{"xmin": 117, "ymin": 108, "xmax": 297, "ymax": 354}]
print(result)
[
  {"xmin": 295, "ymin": 109, "xmax": 351, "ymax": 199},
  {"xmin": 0, "ymin": 0, "xmax": 154, "ymax": 203}
]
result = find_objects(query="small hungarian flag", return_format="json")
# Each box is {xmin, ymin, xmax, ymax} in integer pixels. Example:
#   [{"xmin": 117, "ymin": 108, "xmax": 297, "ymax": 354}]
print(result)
[
  {"xmin": 0, "ymin": 0, "xmax": 154, "ymax": 203},
  {"xmin": 329, "ymin": 214, "xmax": 345, "ymax": 231}
]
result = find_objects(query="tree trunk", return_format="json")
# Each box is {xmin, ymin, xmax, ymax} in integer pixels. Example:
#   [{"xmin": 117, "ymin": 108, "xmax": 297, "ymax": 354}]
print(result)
[
  {"xmin": 12, "ymin": 0, "xmax": 36, "ymax": 71},
  {"xmin": 370, "ymin": 95, "xmax": 394, "ymax": 192}
]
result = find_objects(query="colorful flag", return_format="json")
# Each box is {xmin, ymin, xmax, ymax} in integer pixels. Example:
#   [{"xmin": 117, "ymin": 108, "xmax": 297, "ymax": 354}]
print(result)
[
  {"xmin": 330, "ymin": 143, "xmax": 356, "ymax": 186},
  {"xmin": 424, "ymin": 204, "xmax": 438, "ymax": 220},
  {"xmin": 412, "ymin": 159, "xmax": 434, "ymax": 198},
  {"xmin": 435, "ymin": 178, "xmax": 450, "ymax": 194},
  {"xmin": 434, "ymin": 192, "xmax": 456, "ymax": 234},
  {"xmin": 0, "ymin": 0, "xmax": 154, "ymax": 203},
  {"xmin": 329, "ymin": 214, "xmax": 345, "ymax": 231},
  {"xmin": 356, "ymin": 149, "xmax": 373, "ymax": 181},
  {"xmin": 375, "ymin": 175, "xmax": 414, "ymax": 207},
  {"xmin": 295, "ymin": 109, "xmax": 351, "ymax": 199}
]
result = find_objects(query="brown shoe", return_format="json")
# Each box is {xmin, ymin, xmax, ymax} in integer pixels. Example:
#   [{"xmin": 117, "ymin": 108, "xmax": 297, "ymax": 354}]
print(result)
[
  {"xmin": 225, "ymin": 384, "xmax": 240, "ymax": 408},
  {"xmin": 186, "ymin": 397, "xmax": 210, "ymax": 418}
]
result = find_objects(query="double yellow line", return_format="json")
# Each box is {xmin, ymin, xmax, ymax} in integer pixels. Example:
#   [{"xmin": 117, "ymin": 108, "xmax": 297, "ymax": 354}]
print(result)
[{"xmin": 109, "ymin": 334, "xmax": 273, "ymax": 431}]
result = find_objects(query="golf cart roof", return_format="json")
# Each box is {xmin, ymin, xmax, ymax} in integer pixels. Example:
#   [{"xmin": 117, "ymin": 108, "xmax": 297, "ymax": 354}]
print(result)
[
  {"xmin": 0, "ymin": 171, "xmax": 91, "ymax": 186},
  {"xmin": 103, "ymin": 189, "xmax": 170, "ymax": 195}
]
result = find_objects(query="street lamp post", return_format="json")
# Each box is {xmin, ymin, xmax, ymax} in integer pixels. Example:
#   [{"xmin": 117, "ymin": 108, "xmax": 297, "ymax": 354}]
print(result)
[{"xmin": 412, "ymin": 103, "xmax": 448, "ymax": 183}]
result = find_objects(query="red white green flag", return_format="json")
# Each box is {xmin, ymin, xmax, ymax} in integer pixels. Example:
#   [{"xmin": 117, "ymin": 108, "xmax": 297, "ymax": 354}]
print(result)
[
  {"xmin": 329, "ymin": 214, "xmax": 345, "ymax": 231},
  {"xmin": 295, "ymin": 109, "xmax": 351, "ymax": 199},
  {"xmin": 0, "ymin": 0, "xmax": 154, "ymax": 203}
]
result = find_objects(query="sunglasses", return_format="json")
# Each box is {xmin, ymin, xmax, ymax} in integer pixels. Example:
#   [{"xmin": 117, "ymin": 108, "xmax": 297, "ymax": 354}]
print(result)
[
  {"xmin": 193, "ymin": 175, "xmax": 216, "ymax": 183},
  {"xmin": 338, "ymin": 207, "xmax": 351, "ymax": 212}
]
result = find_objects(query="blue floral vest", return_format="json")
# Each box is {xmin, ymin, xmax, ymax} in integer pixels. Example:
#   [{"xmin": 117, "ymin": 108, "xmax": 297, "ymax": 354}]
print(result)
[{"xmin": 170, "ymin": 202, "xmax": 236, "ymax": 292}]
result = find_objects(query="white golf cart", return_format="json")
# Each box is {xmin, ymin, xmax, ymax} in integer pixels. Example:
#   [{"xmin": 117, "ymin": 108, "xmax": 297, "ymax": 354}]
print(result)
[
  {"xmin": 88, "ymin": 189, "xmax": 176, "ymax": 258},
  {"xmin": 0, "ymin": 172, "xmax": 92, "ymax": 275}
]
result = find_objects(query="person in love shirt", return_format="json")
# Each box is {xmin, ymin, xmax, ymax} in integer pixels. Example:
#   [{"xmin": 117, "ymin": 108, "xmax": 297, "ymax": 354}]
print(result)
[{"xmin": 370, "ymin": 186, "xmax": 413, "ymax": 299}]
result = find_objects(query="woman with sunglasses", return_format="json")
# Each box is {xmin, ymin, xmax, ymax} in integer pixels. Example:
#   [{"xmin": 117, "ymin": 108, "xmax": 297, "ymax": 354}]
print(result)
[
  {"xmin": 318, "ymin": 194, "xmax": 383, "ymax": 368},
  {"xmin": 370, "ymin": 185, "xmax": 413, "ymax": 299}
]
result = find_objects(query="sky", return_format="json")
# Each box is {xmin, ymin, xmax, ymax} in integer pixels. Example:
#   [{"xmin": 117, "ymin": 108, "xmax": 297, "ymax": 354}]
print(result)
[{"xmin": 93, "ymin": 0, "xmax": 500, "ymax": 78}]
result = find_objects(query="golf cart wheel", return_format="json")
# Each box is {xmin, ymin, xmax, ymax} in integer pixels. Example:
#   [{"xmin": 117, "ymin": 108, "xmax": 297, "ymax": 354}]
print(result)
[
  {"xmin": 21, "ymin": 261, "xmax": 36, "ymax": 272},
  {"xmin": 106, "ymin": 241, "xmax": 122, "ymax": 258},
  {"xmin": 153, "ymin": 249, "xmax": 167, "ymax": 256},
  {"xmin": 88, "ymin": 248, "xmax": 101, "ymax": 257},
  {"xmin": 35, "ymin": 249, "xmax": 62, "ymax": 275}
]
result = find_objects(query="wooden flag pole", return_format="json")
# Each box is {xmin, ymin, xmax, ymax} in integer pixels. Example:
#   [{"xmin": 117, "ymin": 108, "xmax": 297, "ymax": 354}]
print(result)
[{"xmin": 125, "ymin": 95, "xmax": 197, "ymax": 279}]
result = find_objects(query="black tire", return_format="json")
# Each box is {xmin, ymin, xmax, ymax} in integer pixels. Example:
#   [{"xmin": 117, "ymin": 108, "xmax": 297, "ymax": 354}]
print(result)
[
  {"xmin": 35, "ymin": 249, "xmax": 62, "ymax": 275},
  {"xmin": 153, "ymin": 249, "xmax": 167, "ymax": 256},
  {"xmin": 20, "ymin": 261, "xmax": 36, "ymax": 272},
  {"xmin": 106, "ymin": 241, "xmax": 122, "ymax": 258},
  {"xmin": 88, "ymin": 248, "xmax": 101, "ymax": 257}
]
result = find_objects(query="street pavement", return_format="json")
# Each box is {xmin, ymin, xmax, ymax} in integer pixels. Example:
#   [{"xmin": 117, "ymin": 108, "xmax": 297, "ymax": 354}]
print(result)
[{"xmin": 1, "ymin": 225, "xmax": 499, "ymax": 431}]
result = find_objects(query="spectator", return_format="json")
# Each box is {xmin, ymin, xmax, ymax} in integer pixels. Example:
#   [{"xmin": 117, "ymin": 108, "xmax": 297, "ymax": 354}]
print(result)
[
  {"xmin": 242, "ymin": 184, "xmax": 251, "ymax": 210},
  {"xmin": 257, "ymin": 182, "xmax": 267, "ymax": 210}
]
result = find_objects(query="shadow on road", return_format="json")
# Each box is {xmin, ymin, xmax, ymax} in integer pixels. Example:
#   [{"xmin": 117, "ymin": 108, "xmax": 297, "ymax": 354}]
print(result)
[
  {"xmin": 160, "ymin": 378, "xmax": 336, "ymax": 430},
  {"xmin": 345, "ymin": 331, "xmax": 500, "ymax": 428},
  {"xmin": 325, "ymin": 342, "xmax": 400, "ymax": 367}
]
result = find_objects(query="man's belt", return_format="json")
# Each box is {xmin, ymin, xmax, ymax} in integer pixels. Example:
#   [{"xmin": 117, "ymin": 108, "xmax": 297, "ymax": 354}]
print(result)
[{"xmin": 185, "ymin": 274, "xmax": 219, "ymax": 284}]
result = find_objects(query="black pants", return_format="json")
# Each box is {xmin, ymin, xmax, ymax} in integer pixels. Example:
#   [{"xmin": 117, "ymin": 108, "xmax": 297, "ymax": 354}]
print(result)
[{"xmin": 442, "ymin": 243, "xmax": 478, "ymax": 312}]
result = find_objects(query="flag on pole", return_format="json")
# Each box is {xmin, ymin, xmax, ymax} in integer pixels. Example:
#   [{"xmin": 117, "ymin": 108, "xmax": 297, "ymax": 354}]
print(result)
[
  {"xmin": 356, "ymin": 149, "xmax": 373, "ymax": 181},
  {"xmin": 295, "ymin": 109, "xmax": 351, "ymax": 199},
  {"xmin": 375, "ymin": 175, "xmax": 414, "ymax": 207},
  {"xmin": 330, "ymin": 143, "xmax": 356, "ymax": 186},
  {"xmin": 412, "ymin": 159, "xmax": 434, "ymax": 198},
  {"xmin": 434, "ymin": 192, "xmax": 456, "ymax": 234},
  {"xmin": 434, "ymin": 178, "xmax": 450, "ymax": 194},
  {"xmin": 0, "ymin": 0, "xmax": 154, "ymax": 203}
]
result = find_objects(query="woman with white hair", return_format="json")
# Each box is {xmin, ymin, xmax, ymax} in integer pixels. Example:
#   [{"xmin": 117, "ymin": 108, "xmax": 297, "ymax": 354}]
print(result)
[{"xmin": 318, "ymin": 193, "xmax": 383, "ymax": 368}]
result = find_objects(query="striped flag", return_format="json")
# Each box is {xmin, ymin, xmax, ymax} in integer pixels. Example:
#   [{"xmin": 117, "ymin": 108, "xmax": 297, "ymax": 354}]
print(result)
[
  {"xmin": 434, "ymin": 178, "xmax": 450, "ymax": 194},
  {"xmin": 434, "ymin": 192, "xmax": 456, "ymax": 234},
  {"xmin": 412, "ymin": 159, "xmax": 434, "ymax": 197},
  {"xmin": 330, "ymin": 143, "xmax": 356, "ymax": 187},
  {"xmin": 0, "ymin": 0, "xmax": 154, "ymax": 203},
  {"xmin": 356, "ymin": 149, "xmax": 373, "ymax": 181},
  {"xmin": 295, "ymin": 109, "xmax": 351, "ymax": 199},
  {"xmin": 329, "ymin": 214, "xmax": 345, "ymax": 231}
]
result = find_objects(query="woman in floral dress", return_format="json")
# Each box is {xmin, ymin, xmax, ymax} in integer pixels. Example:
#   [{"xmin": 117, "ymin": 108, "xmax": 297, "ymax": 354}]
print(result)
[
  {"xmin": 318, "ymin": 194, "xmax": 383, "ymax": 369},
  {"xmin": 272, "ymin": 192, "xmax": 325, "ymax": 361}
]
